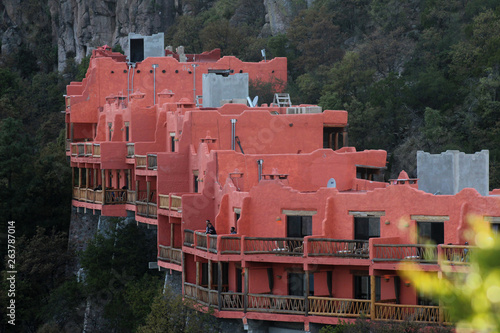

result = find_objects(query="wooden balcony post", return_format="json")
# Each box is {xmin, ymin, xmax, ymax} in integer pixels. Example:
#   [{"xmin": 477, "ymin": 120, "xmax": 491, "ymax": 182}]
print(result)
[
  {"xmin": 370, "ymin": 275, "xmax": 375, "ymax": 320},
  {"xmin": 305, "ymin": 270, "xmax": 309, "ymax": 316},
  {"xmin": 101, "ymin": 169, "xmax": 105, "ymax": 189},
  {"xmin": 208, "ymin": 259, "xmax": 212, "ymax": 305},
  {"xmin": 244, "ymin": 267, "xmax": 249, "ymax": 313},
  {"xmin": 72, "ymin": 167, "xmax": 75, "ymax": 188},
  {"xmin": 196, "ymin": 261, "xmax": 200, "ymax": 300},
  {"xmin": 146, "ymin": 181, "xmax": 150, "ymax": 217},
  {"xmin": 78, "ymin": 167, "xmax": 82, "ymax": 188},
  {"xmin": 218, "ymin": 261, "xmax": 222, "ymax": 311},
  {"xmin": 93, "ymin": 168, "xmax": 97, "ymax": 188},
  {"xmin": 170, "ymin": 223, "xmax": 174, "ymax": 247},
  {"xmin": 85, "ymin": 168, "xmax": 89, "ymax": 189},
  {"xmin": 181, "ymin": 252, "xmax": 185, "ymax": 294}
]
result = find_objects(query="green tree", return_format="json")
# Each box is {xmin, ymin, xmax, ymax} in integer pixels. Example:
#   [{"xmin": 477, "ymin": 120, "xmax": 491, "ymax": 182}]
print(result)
[
  {"xmin": 402, "ymin": 217, "xmax": 500, "ymax": 331},
  {"xmin": 138, "ymin": 286, "xmax": 218, "ymax": 333}
]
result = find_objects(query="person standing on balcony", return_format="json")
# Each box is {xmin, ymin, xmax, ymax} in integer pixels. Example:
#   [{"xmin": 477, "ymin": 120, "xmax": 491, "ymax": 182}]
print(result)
[{"xmin": 206, "ymin": 220, "xmax": 217, "ymax": 235}]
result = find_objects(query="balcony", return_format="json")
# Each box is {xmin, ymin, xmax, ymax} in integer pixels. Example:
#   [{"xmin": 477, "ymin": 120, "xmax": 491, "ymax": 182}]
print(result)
[
  {"xmin": 136, "ymin": 201, "xmax": 157, "ymax": 219},
  {"xmin": 308, "ymin": 239, "xmax": 369, "ymax": 259},
  {"xmin": 244, "ymin": 237, "xmax": 304, "ymax": 255},
  {"xmin": 147, "ymin": 154, "xmax": 157, "ymax": 170},
  {"xmin": 248, "ymin": 294, "xmax": 305, "ymax": 315},
  {"xmin": 309, "ymin": 297, "xmax": 370, "ymax": 317},
  {"xmin": 72, "ymin": 187, "xmax": 103, "ymax": 204},
  {"xmin": 126, "ymin": 190, "xmax": 136, "ymax": 204},
  {"xmin": 374, "ymin": 303, "xmax": 449, "ymax": 324},
  {"xmin": 70, "ymin": 142, "xmax": 100, "ymax": 158},
  {"xmin": 126, "ymin": 143, "xmax": 135, "ymax": 158},
  {"xmin": 183, "ymin": 285, "xmax": 450, "ymax": 324},
  {"xmin": 136, "ymin": 155, "xmax": 147, "ymax": 168},
  {"xmin": 159, "ymin": 194, "xmax": 182, "ymax": 211},
  {"xmin": 373, "ymin": 244, "xmax": 438, "ymax": 264},
  {"xmin": 158, "ymin": 245, "xmax": 182, "ymax": 265},
  {"xmin": 104, "ymin": 189, "xmax": 127, "ymax": 204},
  {"xmin": 440, "ymin": 244, "xmax": 472, "ymax": 265}
]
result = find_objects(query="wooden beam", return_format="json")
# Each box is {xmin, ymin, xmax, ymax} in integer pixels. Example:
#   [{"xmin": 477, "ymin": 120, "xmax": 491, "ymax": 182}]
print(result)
[
  {"xmin": 370, "ymin": 275, "xmax": 375, "ymax": 320},
  {"xmin": 410, "ymin": 215, "xmax": 449, "ymax": 222}
]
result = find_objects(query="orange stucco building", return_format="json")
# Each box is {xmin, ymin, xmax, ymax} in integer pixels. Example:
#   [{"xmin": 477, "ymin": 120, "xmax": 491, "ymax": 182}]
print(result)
[{"xmin": 67, "ymin": 45, "xmax": 500, "ymax": 331}]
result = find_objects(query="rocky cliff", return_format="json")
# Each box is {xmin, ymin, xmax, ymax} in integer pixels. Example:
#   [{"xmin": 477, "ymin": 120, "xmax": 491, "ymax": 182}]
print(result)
[{"xmin": 0, "ymin": 0, "xmax": 313, "ymax": 71}]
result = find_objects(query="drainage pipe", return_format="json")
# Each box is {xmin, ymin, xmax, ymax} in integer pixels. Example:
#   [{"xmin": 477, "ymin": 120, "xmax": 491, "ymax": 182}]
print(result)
[{"xmin": 231, "ymin": 119, "xmax": 237, "ymax": 150}]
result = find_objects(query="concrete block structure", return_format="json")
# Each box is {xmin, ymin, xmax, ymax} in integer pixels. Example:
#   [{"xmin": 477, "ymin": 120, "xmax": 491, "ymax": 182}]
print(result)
[
  {"xmin": 127, "ymin": 32, "xmax": 165, "ymax": 63},
  {"xmin": 417, "ymin": 150, "xmax": 489, "ymax": 196},
  {"xmin": 65, "ymin": 43, "xmax": 500, "ymax": 332},
  {"xmin": 202, "ymin": 73, "xmax": 249, "ymax": 107}
]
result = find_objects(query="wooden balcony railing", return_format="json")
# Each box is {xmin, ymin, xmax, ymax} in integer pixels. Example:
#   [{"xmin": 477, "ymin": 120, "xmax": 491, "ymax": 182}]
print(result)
[
  {"xmin": 71, "ymin": 144, "xmax": 78, "ymax": 156},
  {"xmin": 85, "ymin": 143, "xmax": 92, "ymax": 156},
  {"xmin": 219, "ymin": 236, "xmax": 241, "ymax": 254},
  {"xmin": 147, "ymin": 154, "xmax": 157, "ymax": 170},
  {"xmin": 95, "ymin": 190, "xmax": 103, "ymax": 203},
  {"xmin": 441, "ymin": 245, "xmax": 472, "ymax": 265},
  {"xmin": 72, "ymin": 187, "xmax": 102, "ymax": 204},
  {"xmin": 184, "ymin": 282, "xmax": 198, "ymax": 300},
  {"xmin": 93, "ymin": 144, "xmax": 100, "ymax": 157},
  {"xmin": 136, "ymin": 201, "xmax": 157, "ymax": 219},
  {"xmin": 77, "ymin": 143, "xmax": 85, "ymax": 156},
  {"xmin": 171, "ymin": 195, "xmax": 182, "ymax": 211},
  {"xmin": 65, "ymin": 140, "xmax": 71, "ymax": 151},
  {"xmin": 158, "ymin": 193, "xmax": 184, "ymax": 210},
  {"xmin": 308, "ymin": 239, "xmax": 369, "ymax": 259},
  {"xmin": 158, "ymin": 245, "xmax": 182, "ymax": 265},
  {"xmin": 208, "ymin": 235, "xmax": 218, "ymax": 253},
  {"xmin": 136, "ymin": 155, "xmax": 147, "ymax": 168},
  {"xmin": 244, "ymin": 237, "xmax": 304, "ymax": 256},
  {"xmin": 182, "ymin": 287, "xmax": 450, "ymax": 324},
  {"xmin": 373, "ymin": 244, "xmax": 438, "ymax": 263},
  {"xmin": 221, "ymin": 292, "xmax": 244, "ymax": 311},
  {"xmin": 126, "ymin": 190, "xmax": 136, "ymax": 204},
  {"xmin": 136, "ymin": 190, "xmax": 156, "ymax": 203},
  {"xmin": 247, "ymin": 294, "xmax": 305, "ymax": 314},
  {"xmin": 308, "ymin": 297, "xmax": 370, "ymax": 317},
  {"xmin": 104, "ymin": 189, "xmax": 127, "ymax": 204},
  {"xmin": 184, "ymin": 229, "xmax": 194, "ymax": 247},
  {"xmin": 195, "ymin": 231, "xmax": 208, "ymax": 250},
  {"xmin": 159, "ymin": 194, "xmax": 169, "ymax": 209},
  {"xmin": 85, "ymin": 188, "xmax": 95, "ymax": 202},
  {"xmin": 126, "ymin": 143, "xmax": 134, "ymax": 157},
  {"xmin": 374, "ymin": 303, "xmax": 448, "ymax": 324}
]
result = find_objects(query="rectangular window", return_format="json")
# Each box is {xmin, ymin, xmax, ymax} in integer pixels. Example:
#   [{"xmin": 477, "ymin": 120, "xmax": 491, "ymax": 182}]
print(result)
[
  {"xmin": 354, "ymin": 217, "xmax": 380, "ymax": 240},
  {"xmin": 193, "ymin": 170, "xmax": 199, "ymax": 193},
  {"xmin": 417, "ymin": 221, "xmax": 444, "ymax": 245},
  {"xmin": 125, "ymin": 121, "xmax": 130, "ymax": 141},
  {"xmin": 286, "ymin": 216, "xmax": 312, "ymax": 238},
  {"xmin": 354, "ymin": 275, "xmax": 380, "ymax": 300},
  {"xmin": 170, "ymin": 132, "xmax": 176, "ymax": 152}
]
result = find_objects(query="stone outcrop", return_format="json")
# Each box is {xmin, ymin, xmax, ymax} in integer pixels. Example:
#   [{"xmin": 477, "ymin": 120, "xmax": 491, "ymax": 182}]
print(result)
[{"xmin": 0, "ymin": 0, "xmax": 313, "ymax": 71}]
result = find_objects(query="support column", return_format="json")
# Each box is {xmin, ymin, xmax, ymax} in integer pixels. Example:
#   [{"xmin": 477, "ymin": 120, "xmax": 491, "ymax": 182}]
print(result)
[
  {"xmin": 196, "ymin": 261, "xmax": 200, "ymax": 300},
  {"xmin": 78, "ymin": 167, "xmax": 82, "ymax": 188},
  {"xmin": 208, "ymin": 260, "xmax": 212, "ymax": 305},
  {"xmin": 305, "ymin": 271, "xmax": 309, "ymax": 316},
  {"xmin": 244, "ymin": 267, "xmax": 249, "ymax": 313},
  {"xmin": 146, "ymin": 180, "xmax": 151, "ymax": 217},
  {"xmin": 218, "ymin": 261, "xmax": 222, "ymax": 311},
  {"xmin": 170, "ymin": 223, "xmax": 174, "ymax": 247},
  {"xmin": 72, "ymin": 167, "xmax": 75, "ymax": 188},
  {"xmin": 370, "ymin": 275, "xmax": 376, "ymax": 320}
]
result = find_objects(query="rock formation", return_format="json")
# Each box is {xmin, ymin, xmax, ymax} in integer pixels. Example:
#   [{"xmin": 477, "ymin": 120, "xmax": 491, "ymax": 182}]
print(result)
[{"xmin": 0, "ymin": 0, "xmax": 314, "ymax": 72}]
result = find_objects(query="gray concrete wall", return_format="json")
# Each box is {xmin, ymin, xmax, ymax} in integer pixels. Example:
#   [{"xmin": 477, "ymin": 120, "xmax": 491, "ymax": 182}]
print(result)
[
  {"xmin": 127, "ymin": 32, "xmax": 164, "ymax": 60},
  {"xmin": 202, "ymin": 73, "xmax": 249, "ymax": 107},
  {"xmin": 417, "ymin": 150, "xmax": 489, "ymax": 196}
]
